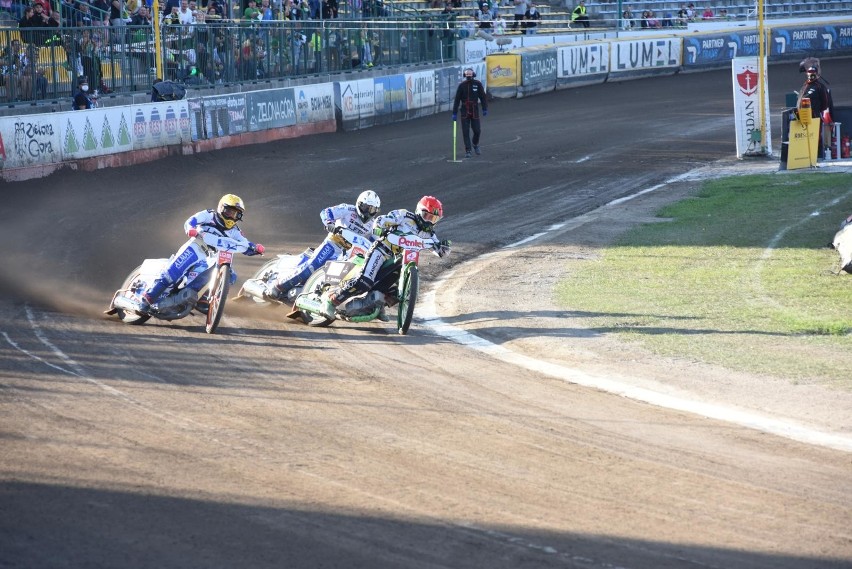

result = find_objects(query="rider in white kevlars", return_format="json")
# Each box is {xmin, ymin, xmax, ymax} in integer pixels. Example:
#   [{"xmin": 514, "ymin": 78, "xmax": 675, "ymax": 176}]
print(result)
[
  {"xmin": 320, "ymin": 195, "xmax": 451, "ymax": 319},
  {"xmin": 138, "ymin": 194, "xmax": 265, "ymax": 312},
  {"xmin": 265, "ymin": 190, "xmax": 382, "ymax": 301}
]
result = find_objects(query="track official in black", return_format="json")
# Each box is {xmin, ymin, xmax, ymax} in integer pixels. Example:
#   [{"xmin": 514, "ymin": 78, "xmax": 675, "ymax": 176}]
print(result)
[{"xmin": 452, "ymin": 68, "xmax": 488, "ymax": 158}]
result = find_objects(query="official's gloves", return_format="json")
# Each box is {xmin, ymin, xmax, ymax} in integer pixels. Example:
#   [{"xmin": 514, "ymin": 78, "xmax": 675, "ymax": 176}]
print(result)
[
  {"xmin": 187, "ymin": 226, "xmax": 201, "ymax": 238},
  {"xmin": 483, "ymin": 109, "xmax": 488, "ymax": 117},
  {"xmin": 452, "ymin": 113, "xmax": 457, "ymax": 121}
]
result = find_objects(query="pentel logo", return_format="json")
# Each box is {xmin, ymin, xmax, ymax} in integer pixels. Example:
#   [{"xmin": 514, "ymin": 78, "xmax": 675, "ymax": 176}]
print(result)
[{"xmin": 398, "ymin": 236, "xmax": 424, "ymax": 248}]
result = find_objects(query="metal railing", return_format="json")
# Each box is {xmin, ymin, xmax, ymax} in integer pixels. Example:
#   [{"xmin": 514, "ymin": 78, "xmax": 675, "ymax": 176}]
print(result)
[{"xmin": 0, "ymin": 17, "xmax": 459, "ymax": 104}]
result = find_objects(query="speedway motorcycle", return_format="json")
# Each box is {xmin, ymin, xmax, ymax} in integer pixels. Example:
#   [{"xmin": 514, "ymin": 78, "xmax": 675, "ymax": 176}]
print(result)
[
  {"xmin": 236, "ymin": 227, "xmax": 374, "ymax": 306},
  {"xmin": 289, "ymin": 230, "xmax": 442, "ymax": 335},
  {"xmin": 105, "ymin": 228, "xmax": 253, "ymax": 334}
]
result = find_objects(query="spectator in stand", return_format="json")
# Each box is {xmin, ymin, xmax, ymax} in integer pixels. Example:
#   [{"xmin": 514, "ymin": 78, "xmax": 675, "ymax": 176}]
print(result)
[
  {"xmin": 177, "ymin": 0, "xmax": 194, "ymax": 23},
  {"xmin": 17, "ymin": 5, "xmax": 32, "ymax": 27},
  {"xmin": 621, "ymin": 4, "xmax": 634, "ymax": 28},
  {"xmin": 475, "ymin": 4, "xmax": 493, "ymax": 38},
  {"xmin": 76, "ymin": 2, "xmax": 94, "ymax": 26},
  {"xmin": 571, "ymin": 0, "xmax": 589, "ymax": 28},
  {"xmin": 718, "ymin": 8, "xmax": 730, "ymax": 19},
  {"xmin": 511, "ymin": 0, "xmax": 526, "ymax": 32},
  {"xmin": 0, "ymin": 39, "xmax": 25, "ymax": 100},
  {"xmin": 259, "ymin": 0, "xmax": 274, "ymax": 20},
  {"xmin": 109, "ymin": 0, "xmax": 127, "ymax": 42},
  {"xmin": 24, "ymin": 3, "xmax": 52, "ymax": 45},
  {"xmin": 90, "ymin": 0, "xmax": 110, "ymax": 25},
  {"xmin": 322, "ymin": 0, "xmax": 338, "ymax": 18},
  {"xmin": 72, "ymin": 75, "xmax": 94, "ymax": 109},
  {"xmin": 308, "ymin": 0, "xmax": 320, "ymax": 18},
  {"xmin": 661, "ymin": 12, "xmax": 673, "ymax": 26},
  {"xmin": 243, "ymin": 0, "xmax": 260, "ymax": 19},
  {"xmin": 357, "ymin": 23, "xmax": 372, "ymax": 67},
  {"xmin": 79, "ymin": 29, "xmax": 104, "ymax": 92},
  {"xmin": 701, "ymin": 6, "xmax": 713, "ymax": 19},
  {"xmin": 493, "ymin": 9, "xmax": 506, "ymax": 34},
  {"xmin": 685, "ymin": 2, "xmax": 695, "ymax": 20},
  {"xmin": 523, "ymin": 3, "xmax": 540, "ymax": 34},
  {"xmin": 131, "ymin": 5, "xmax": 152, "ymax": 24}
]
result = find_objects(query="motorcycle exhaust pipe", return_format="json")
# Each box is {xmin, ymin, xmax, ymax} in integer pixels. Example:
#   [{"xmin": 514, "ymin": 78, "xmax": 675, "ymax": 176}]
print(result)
[
  {"xmin": 240, "ymin": 279, "xmax": 268, "ymax": 300},
  {"xmin": 113, "ymin": 295, "xmax": 143, "ymax": 313}
]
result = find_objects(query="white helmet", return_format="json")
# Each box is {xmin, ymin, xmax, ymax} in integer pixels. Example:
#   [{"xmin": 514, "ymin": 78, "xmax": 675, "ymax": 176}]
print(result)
[{"xmin": 356, "ymin": 190, "xmax": 381, "ymax": 222}]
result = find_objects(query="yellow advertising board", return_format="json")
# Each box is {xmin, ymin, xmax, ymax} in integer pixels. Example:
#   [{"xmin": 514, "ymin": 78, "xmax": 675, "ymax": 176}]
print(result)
[
  {"xmin": 786, "ymin": 111, "xmax": 820, "ymax": 170},
  {"xmin": 486, "ymin": 54, "xmax": 520, "ymax": 89}
]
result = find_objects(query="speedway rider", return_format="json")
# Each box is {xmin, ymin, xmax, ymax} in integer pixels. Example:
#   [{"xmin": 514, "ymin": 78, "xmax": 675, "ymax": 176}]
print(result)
[
  {"xmin": 265, "ymin": 190, "xmax": 382, "ymax": 301},
  {"xmin": 319, "ymin": 195, "xmax": 451, "ymax": 319},
  {"xmin": 138, "ymin": 194, "xmax": 265, "ymax": 312}
]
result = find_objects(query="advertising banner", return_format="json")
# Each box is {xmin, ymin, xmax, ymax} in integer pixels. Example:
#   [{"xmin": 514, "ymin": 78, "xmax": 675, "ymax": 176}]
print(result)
[
  {"xmin": 295, "ymin": 83, "xmax": 335, "ymax": 125},
  {"xmin": 608, "ymin": 37, "xmax": 682, "ymax": 80},
  {"xmin": 556, "ymin": 42, "xmax": 609, "ymax": 87},
  {"xmin": 373, "ymin": 75, "xmax": 408, "ymax": 121},
  {"xmin": 0, "ymin": 114, "xmax": 62, "ymax": 169},
  {"xmin": 132, "ymin": 101, "xmax": 191, "ymax": 149},
  {"xmin": 196, "ymin": 93, "xmax": 248, "ymax": 139},
  {"xmin": 61, "ymin": 107, "xmax": 133, "ymax": 160},
  {"xmin": 683, "ymin": 31, "xmax": 762, "ymax": 69},
  {"xmin": 731, "ymin": 56, "xmax": 772, "ymax": 157},
  {"xmin": 486, "ymin": 53, "xmax": 520, "ymax": 97},
  {"xmin": 247, "ymin": 88, "xmax": 297, "ymax": 132},
  {"xmin": 338, "ymin": 78, "xmax": 376, "ymax": 122},
  {"xmin": 770, "ymin": 25, "xmax": 829, "ymax": 58},
  {"xmin": 462, "ymin": 39, "xmax": 487, "ymax": 64},
  {"xmin": 405, "ymin": 70, "xmax": 436, "ymax": 110}
]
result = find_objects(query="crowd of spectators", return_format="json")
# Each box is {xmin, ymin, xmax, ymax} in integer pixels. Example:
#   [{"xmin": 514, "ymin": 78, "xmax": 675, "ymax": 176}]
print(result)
[{"xmin": 620, "ymin": 2, "xmax": 731, "ymax": 29}]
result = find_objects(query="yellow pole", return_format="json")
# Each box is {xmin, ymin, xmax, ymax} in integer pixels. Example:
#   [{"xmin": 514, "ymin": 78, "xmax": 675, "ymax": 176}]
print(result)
[
  {"xmin": 757, "ymin": 0, "xmax": 766, "ymax": 154},
  {"xmin": 152, "ymin": 0, "xmax": 164, "ymax": 81}
]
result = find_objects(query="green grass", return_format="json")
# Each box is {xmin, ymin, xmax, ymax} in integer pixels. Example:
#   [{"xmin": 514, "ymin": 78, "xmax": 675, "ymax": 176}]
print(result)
[{"xmin": 555, "ymin": 173, "xmax": 852, "ymax": 388}]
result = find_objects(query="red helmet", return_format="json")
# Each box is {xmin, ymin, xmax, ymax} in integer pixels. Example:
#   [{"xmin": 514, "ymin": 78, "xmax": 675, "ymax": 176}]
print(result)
[{"xmin": 415, "ymin": 195, "xmax": 443, "ymax": 230}]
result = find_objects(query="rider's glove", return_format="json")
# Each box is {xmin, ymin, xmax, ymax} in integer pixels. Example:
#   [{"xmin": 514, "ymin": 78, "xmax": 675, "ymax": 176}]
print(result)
[
  {"xmin": 187, "ymin": 226, "xmax": 201, "ymax": 238},
  {"xmin": 437, "ymin": 239, "xmax": 452, "ymax": 258},
  {"xmin": 373, "ymin": 225, "xmax": 387, "ymax": 237},
  {"xmin": 452, "ymin": 113, "xmax": 457, "ymax": 121},
  {"xmin": 246, "ymin": 242, "xmax": 264, "ymax": 256},
  {"xmin": 325, "ymin": 223, "xmax": 335, "ymax": 233},
  {"xmin": 333, "ymin": 225, "xmax": 344, "ymax": 235},
  {"xmin": 482, "ymin": 110, "xmax": 488, "ymax": 117}
]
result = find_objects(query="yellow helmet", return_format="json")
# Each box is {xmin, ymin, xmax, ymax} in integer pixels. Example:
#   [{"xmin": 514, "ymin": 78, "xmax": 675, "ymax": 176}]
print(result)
[{"xmin": 217, "ymin": 194, "xmax": 245, "ymax": 229}]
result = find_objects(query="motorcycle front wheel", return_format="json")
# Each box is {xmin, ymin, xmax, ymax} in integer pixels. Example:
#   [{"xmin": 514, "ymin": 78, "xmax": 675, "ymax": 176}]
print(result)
[
  {"xmin": 301, "ymin": 268, "xmax": 334, "ymax": 327},
  {"xmin": 397, "ymin": 264, "xmax": 419, "ymax": 335},
  {"xmin": 205, "ymin": 264, "xmax": 231, "ymax": 334},
  {"xmin": 115, "ymin": 265, "xmax": 151, "ymax": 325}
]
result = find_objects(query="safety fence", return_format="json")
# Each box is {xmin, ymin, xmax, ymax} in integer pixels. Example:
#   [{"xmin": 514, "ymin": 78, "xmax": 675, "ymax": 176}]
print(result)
[{"xmin": 1, "ymin": 17, "xmax": 851, "ymax": 180}]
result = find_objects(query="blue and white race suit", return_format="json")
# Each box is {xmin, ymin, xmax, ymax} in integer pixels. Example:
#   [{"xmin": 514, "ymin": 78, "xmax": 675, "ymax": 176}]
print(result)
[
  {"xmin": 144, "ymin": 209, "xmax": 261, "ymax": 300},
  {"xmin": 269, "ymin": 203, "xmax": 376, "ymax": 295}
]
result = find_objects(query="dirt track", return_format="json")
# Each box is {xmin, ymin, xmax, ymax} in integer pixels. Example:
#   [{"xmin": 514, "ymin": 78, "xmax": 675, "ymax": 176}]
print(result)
[{"xmin": 2, "ymin": 61, "xmax": 852, "ymax": 568}]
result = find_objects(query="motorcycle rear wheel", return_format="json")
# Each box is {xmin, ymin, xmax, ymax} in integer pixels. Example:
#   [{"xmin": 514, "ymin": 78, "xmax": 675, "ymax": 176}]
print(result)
[
  {"xmin": 115, "ymin": 265, "xmax": 151, "ymax": 325},
  {"xmin": 301, "ymin": 268, "xmax": 333, "ymax": 327},
  {"xmin": 205, "ymin": 265, "xmax": 231, "ymax": 334},
  {"xmin": 397, "ymin": 264, "xmax": 419, "ymax": 335}
]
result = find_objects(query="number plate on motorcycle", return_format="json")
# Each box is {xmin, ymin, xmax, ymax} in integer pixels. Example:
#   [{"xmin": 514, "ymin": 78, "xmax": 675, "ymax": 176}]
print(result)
[
  {"xmin": 404, "ymin": 250, "xmax": 420, "ymax": 264},
  {"xmin": 218, "ymin": 250, "xmax": 234, "ymax": 264}
]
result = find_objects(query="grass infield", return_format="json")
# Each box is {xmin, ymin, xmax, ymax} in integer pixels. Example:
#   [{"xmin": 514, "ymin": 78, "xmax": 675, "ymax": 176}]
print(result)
[{"xmin": 555, "ymin": 173, "xmax": 852, "ymax": 388}]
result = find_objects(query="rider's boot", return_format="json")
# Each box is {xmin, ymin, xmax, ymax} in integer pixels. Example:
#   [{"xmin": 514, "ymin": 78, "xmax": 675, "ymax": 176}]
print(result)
[
  {"xmin": 376, "ymin": 305, "xmax": 390, "ymax": 322},
  {"xmin": 265, "ymin": 282, "xmax": 287, "ymax": 302},
  {"xmin": 319, "ymin": 289, "xmax": 343, "ymax": 319},
  {"xmin": 138, "ymin": 277, "xmax": 168, "ymax": 313}
]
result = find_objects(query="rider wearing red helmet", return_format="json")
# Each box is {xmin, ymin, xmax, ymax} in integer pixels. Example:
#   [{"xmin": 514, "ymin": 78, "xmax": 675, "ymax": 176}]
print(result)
[{"xmin": 320, "ymin": 195, "xmax": 451, "ymax": 320}]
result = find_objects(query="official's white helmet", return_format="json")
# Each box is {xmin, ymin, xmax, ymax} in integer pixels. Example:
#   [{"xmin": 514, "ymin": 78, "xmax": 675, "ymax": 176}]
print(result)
[{"xmin": 356, "ymin": 190, "xmax": 381, "ymax": 222}]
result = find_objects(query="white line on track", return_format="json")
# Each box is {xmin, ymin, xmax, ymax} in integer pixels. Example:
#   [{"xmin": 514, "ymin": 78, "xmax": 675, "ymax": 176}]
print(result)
[{"xmin": 419, "ymin": 175, "xmax": 852, "ymax": 454}]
